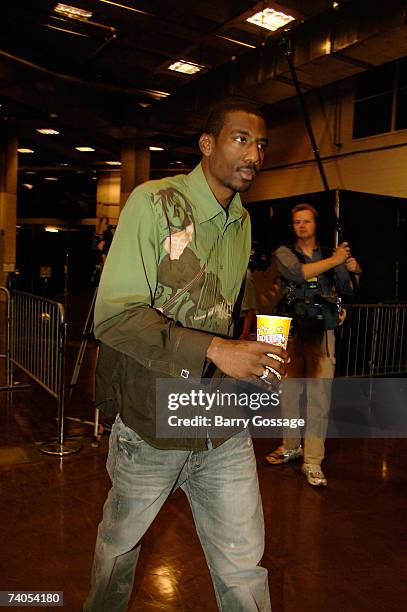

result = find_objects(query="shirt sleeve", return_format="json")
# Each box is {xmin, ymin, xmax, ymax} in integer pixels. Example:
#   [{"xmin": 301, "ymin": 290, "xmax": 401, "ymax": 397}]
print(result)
[
  {"xmin": 94, "ymin": 190, "xmax": 214, "ymax": 378},
  {"xmin": 241, "ymin": 270, "xmax": 257, "ymax": 313},
  {"xmin": 274, "ymin": 246, "xmax": 304, "ymax": 284}
]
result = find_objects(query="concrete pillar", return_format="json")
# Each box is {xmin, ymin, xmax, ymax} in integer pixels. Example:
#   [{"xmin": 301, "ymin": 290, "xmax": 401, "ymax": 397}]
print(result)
[
  {"xmin": 120, "ymin": 144, "xmax": 150, "ymax": 210},
  {"xmin": 0, "ymin": 133, "xmax": 17, "ymax": 287},
  {"xmin": 96, "ymin": 171, "xmax": 121, "ymax": 230}
]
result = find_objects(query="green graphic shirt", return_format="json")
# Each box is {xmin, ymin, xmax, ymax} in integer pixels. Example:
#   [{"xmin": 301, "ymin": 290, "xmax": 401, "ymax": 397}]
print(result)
[{"xmin": 95, "ymin": 163, "xmax": 251, "ymax": 449}]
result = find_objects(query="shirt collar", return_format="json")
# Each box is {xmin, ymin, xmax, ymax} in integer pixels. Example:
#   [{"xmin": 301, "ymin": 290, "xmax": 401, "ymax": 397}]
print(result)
[
  {"xmin": 186, "ymin": 163, "xmax": 243, "ymax": 224},
  {"xmin": 295, "ymin": 243, "xmax": 321, "ymax": 256}
]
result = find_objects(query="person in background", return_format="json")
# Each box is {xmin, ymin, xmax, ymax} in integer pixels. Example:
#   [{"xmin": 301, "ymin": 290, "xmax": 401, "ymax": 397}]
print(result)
[
  {"xmin": 265, "ymin": 203, "xmax": 362, "ymax": 486},
  {"xmin": 84, "ymin": 99, "xmax": 288, "ymax": 612}
]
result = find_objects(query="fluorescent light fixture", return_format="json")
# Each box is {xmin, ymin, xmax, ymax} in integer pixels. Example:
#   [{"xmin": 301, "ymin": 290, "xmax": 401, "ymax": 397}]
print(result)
[
  {"xmin": 36, "ymin": 128, "xmax": 60, "ymax": 135},
  {"xmin": 149, "ymin": 146, "xmax": 164, "ymax": 151},
  {"xmin": 18, "ymin": 148, "xmax": 34, "ymax": 154},
  {"xmin": 22, "ymin": 183, "xmax": 34, "ymax": 190},
  {"xmin": 75, "ymin": 146, "xmax": 95, "ymax": 152},
  {"xmin": 105, "ymin": 160, "xmax": 122, "ymax": 165},
  {"xmin": 168, "ymin": 60, "xmax": 204, "ymax": 75},
  {"xmin": 45, "ymin": 226, "xmax": 59, "ymax": 233},
  {"xmin": 247, "ymin": 8, "xmax": 295, "ymax": 31},
  {"xmin": 54, "ymin": 3, "xmax": 93, "ymax": 19},
  {"xmin": 44, "ymin": 177, "xmax": 58, "ymax": 181},
  {"xmin": 149, "ymin": 90, "xmax": 170, "ymax": 98},
  {"xmin": 98, "ymin": 0, "xmax": 153, "ymax": 16}
]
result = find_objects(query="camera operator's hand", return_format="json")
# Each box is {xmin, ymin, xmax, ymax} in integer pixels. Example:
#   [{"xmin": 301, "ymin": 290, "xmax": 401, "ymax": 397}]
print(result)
[
  {"xmin": 345, "ymin": 257, "xmax": 362, "ymax": 274},
  {"xmin": 332, "ymin": 242, "xmax": 351, "ymax": 266},
  {"xmin": 206, "ymin": 337, "xmax": 288, "ymax": 382}
]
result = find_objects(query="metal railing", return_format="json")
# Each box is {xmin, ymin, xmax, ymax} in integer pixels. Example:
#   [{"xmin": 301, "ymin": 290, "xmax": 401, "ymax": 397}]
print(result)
[
  {"xmin": 6, "ymin": 290, "xmax": 81, "ymax": 456},
  {"xmin": 336, "ymin": 304, "xmax": 407, "ymax": 377},
  {"xmin": 0, "ymin": 287, "xmax": 11, "ymax": 389}
]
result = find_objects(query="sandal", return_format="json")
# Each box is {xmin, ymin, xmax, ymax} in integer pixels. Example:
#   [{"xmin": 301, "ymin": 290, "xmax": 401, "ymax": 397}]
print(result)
[{"xmin": 265, "ymin": 444, "xmax": 303, "ymax": 465}]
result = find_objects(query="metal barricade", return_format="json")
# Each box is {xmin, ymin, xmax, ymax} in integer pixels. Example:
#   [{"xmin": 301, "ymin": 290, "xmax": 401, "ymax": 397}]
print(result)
[
  {"xmin": 336, "ymin": 304, "xmax": 407, "ymax": 377},
  {"xmin": 0, "ymin": 286, "xmax": 12, "ymax": 389},
  {"xmin": 9, "ymin": 290, "xmax": 81, "ymax": 456}
]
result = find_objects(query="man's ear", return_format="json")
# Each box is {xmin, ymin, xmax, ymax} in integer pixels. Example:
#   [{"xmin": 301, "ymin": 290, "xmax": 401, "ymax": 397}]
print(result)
[{"xmin": 199, "ymin": 133, "xmax": 213, "ymax": 157}]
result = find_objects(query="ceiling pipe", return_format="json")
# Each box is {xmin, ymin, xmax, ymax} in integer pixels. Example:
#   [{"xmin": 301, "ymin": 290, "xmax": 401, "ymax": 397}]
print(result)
[
  {"xmin": 0, "ymin": 49, "xmax": 168, "ymax": 101},
  {"xmin": 160, "ymin": 0, "xmax": 407, "ymax": 117}
]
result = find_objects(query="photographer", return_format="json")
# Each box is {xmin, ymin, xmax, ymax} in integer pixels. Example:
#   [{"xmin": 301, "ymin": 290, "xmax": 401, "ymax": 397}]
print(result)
[{"xmin": 265, "ymin": 203, "xmax": 362, "ymax": 486}]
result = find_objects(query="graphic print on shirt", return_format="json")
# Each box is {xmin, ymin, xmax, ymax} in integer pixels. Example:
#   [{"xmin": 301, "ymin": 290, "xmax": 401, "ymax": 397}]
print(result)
[{"xmin": 150, "ymin": 187, "xmax": 234, "ymax": 332}]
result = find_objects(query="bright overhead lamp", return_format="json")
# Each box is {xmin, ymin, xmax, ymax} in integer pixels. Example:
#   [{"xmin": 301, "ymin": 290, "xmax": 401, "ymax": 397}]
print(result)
[
  {"xmin": 75, "ymin": 146, "xmax": 95, "ymax": 152},
  {"xmin": 36, "ymin": 128, "xmax": 60, "ymax": 135},
  {"xmin": 149, "ymin": 146, "xmax": 164, "ymax": 151},
  {"xmin": 168, "ymin": 60, "xmax": 204, "ymax": 75},
  {"xmin": 247, "ymin": 8, "xmax": 295, "ymax": 31},
  {"xmin": 22, "ymin": 183, "xmax": 34, "ymax": 190},
  {"xmin": 44, "ymin": 177, "xmax": 59, "ymax": 181},
  {"xmin": 105, "ymin": 160, "xmax": 122, "ymax": 165},
  {"xmin": 45, "ymin": 226, "xmax": 59, "ymax": 233},
  {"xmin": 18, "ymin": 148, "xmax": 34, "ymax": 154},
  {"xmin": 54, "ymin": 3, "xmax": 93, "ymax": 19}
]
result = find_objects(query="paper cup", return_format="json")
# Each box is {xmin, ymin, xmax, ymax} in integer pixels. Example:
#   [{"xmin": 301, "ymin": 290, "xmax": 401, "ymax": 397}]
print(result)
[{"xmin": 256, "ymin": 315, "xmax": 292, "ymax": 350}]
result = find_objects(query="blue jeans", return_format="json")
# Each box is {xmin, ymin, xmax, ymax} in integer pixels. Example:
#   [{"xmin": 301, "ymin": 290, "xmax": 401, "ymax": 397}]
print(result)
[{"xmin": 84, "ymin": 415, "xmax": 271, "ymax": 612}]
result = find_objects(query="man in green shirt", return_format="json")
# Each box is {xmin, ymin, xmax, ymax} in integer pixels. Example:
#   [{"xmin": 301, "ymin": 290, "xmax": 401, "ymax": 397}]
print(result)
[{"xmin": 84, "ymin": 100, "xmax": 288, "ymax": 611}]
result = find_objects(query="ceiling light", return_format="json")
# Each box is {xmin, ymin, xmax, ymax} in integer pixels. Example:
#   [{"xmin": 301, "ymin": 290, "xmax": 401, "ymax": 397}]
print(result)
[
  {"xmin": 44, "ymin": 177, "xmax": 58, "ymax": 181},
  {"xmin": 247, "ymin": 8, "xmax": 295, "ymax": 32},
  {"xmin": 149, "ymin": 90, "xmax": 170, "ymax": 99},
  {"xmin": 333, "ymin": 2, "xmax": 339, "ymax": 8},
  {"xmin": 105, "ymin": 160, "xmax": 122, "ymax": 165},
  {"xmin": 168, "ymin": 60, "xmax": 204, "ymax": 75},
  {"xmin": 45, "ymin": 226, "xmax": 59, "ymax": 233},
  {"xmin": 54, "ymin": 3, "xmax": 93, "ymax": 19},
  {"xmin": 75, "ymin": 146, "xmax": 95, "ymax": 152},
  {"xmin": 36, "ymin": 128, "xmax": 60, "ymax": 135},
  {"xmin": 22, "ymin": 183, "xmax": 34, "ymax": 190},
  {"xmin": 149, "ymin": 146, "xmax": 164, "ymax": 151},
  {"xmin": 18, "ymin": 148, "xmax": 34, "ymax": 154}
]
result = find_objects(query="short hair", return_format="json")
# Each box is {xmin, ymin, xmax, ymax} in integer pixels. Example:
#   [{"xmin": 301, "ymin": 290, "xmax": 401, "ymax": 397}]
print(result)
[
  {"xmin": 291, "ymin": 203, "xmax": 318, "ymax": 221},
  {"xmin": 203, "ymin": 98, "xmax": 266, "ymax": 136}
]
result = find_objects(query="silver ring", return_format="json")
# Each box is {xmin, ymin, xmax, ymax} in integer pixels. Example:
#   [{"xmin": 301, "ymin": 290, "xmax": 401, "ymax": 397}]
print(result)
[
  {"xmin": 259, "ymin": 367, "xmax": 270, "ymax": 381},
  {"xmin": 266, "ymin": 365, "xmax": 282, "ymax": 382}
]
